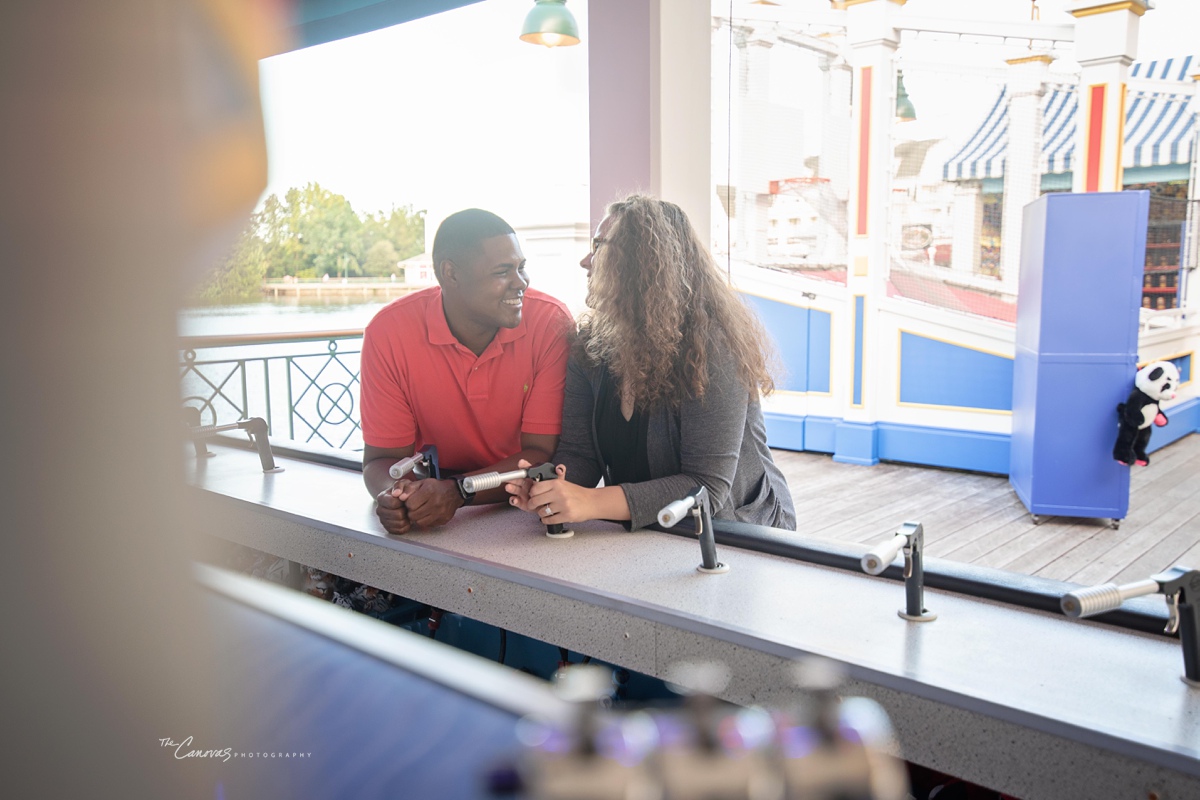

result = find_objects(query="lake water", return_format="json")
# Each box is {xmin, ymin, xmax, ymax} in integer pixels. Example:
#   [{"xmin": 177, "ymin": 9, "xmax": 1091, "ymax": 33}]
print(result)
[{"xmin": 179, "ymin": 296, "xmax": 392, "ymax": 338}]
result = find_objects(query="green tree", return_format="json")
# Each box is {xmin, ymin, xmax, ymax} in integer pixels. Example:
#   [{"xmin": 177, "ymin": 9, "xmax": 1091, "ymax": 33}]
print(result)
[
  {"xmin": 257, "ymin": 192, "xmax": 305, "ymax": 279},
  {"xmin": 254, "ymin": 183, "xmax": 364, "ymax": 278},
  {"xmin": 363, "ymin": 239, "xmax": 401, "ymax": 277},
  {"xmin": 193, "ymin": 183, "xmax": 425, "ymax": 298},
  {"xmin": 192, "ymin": 225, "xmax": 267, "ymax": 304},
  {"xmin": 361, "ymin": 205, "xmax": 425, "ymax": 264}
]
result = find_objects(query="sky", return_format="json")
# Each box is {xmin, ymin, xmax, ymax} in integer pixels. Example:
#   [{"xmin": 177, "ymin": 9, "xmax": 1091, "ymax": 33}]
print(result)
[
  {"xmin": 259, "ymin": 0, "xmax": 591, "ymax": 235},
  {"xmin": 258, "ymin": 0, "xmax": 1198, "ymax": 237}
]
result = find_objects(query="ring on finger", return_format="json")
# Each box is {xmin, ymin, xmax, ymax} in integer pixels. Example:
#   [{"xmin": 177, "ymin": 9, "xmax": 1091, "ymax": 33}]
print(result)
[{"xmin": 541, "ymin": 504, "xmax": 553, "ymax": 517}]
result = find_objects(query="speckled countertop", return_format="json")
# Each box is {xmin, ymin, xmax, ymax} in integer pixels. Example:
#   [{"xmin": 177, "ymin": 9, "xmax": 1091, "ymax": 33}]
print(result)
[{"xmin": 187, "ymin": 444, "xmax": 1200, "ymax": 799}]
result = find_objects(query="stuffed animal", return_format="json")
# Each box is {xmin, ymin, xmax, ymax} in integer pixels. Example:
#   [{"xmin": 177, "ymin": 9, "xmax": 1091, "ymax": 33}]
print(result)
[{"xmin": 1113, "ymin": 361, "xmax": 1179, "ymax": 466}]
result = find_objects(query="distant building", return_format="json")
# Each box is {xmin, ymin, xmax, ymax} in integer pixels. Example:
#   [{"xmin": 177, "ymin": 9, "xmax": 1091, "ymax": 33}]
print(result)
[{"xmin": 397, "ymin": 252, "xmax": 436, "ymax": 286}]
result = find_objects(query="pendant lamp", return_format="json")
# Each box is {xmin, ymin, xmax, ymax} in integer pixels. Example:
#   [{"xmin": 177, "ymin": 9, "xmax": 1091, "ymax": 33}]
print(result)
[{"xmin": 520, "ymin": 0, "xmax": 580, "ymax": 48}]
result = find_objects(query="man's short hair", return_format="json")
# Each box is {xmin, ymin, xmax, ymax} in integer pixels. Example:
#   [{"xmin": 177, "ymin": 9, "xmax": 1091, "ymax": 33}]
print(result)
[{"xmin": 431, "ymin": 209, "xmax": 515, "ymax": 281}]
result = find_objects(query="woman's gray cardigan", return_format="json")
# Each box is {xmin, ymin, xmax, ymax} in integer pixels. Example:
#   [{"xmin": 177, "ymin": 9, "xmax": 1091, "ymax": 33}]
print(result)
[{"xmin": 553, "ymin": 351, "xmax": 797, "ymax": 531}]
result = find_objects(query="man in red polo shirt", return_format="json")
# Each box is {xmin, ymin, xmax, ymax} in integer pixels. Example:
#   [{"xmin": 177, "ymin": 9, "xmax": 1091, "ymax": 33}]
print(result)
[{"xmin": 361, "ymin": 208, "xmax": 572, "ymax": 534}]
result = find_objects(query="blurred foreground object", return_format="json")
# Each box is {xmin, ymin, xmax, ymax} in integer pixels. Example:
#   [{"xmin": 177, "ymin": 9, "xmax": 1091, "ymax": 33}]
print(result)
[
  {"xmin": 1, "ymin": 1, "xmax": 284, "ymax": 796},
  {"xmin": 505, "ymin": 659, "xmax": 909, "ymax": 800}
]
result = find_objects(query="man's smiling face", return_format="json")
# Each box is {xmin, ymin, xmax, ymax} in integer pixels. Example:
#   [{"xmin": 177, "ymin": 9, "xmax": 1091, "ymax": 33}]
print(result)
[{"xmin": 453, "ymin": 233, "xmax": 529, "ymax": 331}]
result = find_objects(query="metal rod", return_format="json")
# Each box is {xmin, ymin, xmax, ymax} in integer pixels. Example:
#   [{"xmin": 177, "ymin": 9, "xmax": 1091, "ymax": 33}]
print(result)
[{"xmin": 696, "ymin": 508, "xmax": 720, "ymax": 571}]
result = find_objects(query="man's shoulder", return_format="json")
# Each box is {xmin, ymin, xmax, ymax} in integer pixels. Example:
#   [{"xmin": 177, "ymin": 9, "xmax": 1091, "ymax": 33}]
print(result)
[
  {"xmin": 522, "ymin": 288, "xmax": 573, "ymax": 326},
  {"xmin": 366, "ymin": 286, "xmax": 440, "ymax": 334}
]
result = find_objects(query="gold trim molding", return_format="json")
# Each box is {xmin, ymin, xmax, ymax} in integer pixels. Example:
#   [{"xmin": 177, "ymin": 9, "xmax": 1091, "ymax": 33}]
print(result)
[
  {"xmin": 1006, "ymin": 54, "xmax": 1055, "ymax": 66},
  {"xmin": 831, "ymin": 0, "xmax": 906, "ymax": 9},
  {"xmin": 1069, "ymin": 2, "xmax": 1148, "ymax": 19}
]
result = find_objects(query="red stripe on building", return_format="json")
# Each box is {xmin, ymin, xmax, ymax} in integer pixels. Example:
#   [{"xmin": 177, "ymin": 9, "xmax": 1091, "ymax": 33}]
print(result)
[
  {"xmin": 1085, "ymin": 84, "xmax": 1106, "ymax": 193},
  {"xmin": 856, "ymin": 66, "xmax": 872, "ymax": 236}
]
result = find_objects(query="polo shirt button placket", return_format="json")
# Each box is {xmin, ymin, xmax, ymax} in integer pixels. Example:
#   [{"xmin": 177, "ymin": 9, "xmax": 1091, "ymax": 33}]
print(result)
[{"xmin": 467, "ymin": 357, "xmax": 488, "ymax": 404}]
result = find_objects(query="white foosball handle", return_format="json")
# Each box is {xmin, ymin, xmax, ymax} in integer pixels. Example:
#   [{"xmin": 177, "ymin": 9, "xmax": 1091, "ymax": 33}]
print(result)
[
  {"xmin": 388, "ymin": 454, "xmax": 423, "ymax": 480},
  {"xmin": 658, "ymin": 497, "xmax": 697, "ymax": 528},
  {"xmin": 861, "ymin": 534, "xmax": 907, "ymax": 576},
  {"xmin": 1061, "ymin": 579, "xmax": 1159, "ymax": 618}
]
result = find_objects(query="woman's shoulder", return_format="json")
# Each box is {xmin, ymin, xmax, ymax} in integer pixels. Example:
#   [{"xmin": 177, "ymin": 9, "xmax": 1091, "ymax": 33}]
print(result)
[{"xmin": 567, "ymin": 351, "xmax": 606, "ymax": 380}]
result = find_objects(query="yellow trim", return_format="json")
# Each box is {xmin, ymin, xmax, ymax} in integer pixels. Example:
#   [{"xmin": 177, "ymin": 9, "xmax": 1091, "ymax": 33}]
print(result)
[
  {"xmin": 831, "ymin": 0, "xmax": 905, "ymax": 8},
  {"xmin": 854, "ymin": 255, "xmax": 869, "ymax": 275},
  {"xmin": 1069, "ymin": 1, "xmax": 1147, "ymax": 18},
  {"xmin": 1005, "ymin": 54, "xmax": 1055, "ymax": 66},
  {"xmin": 896, "ymin": 329, "xmax": 1014, "ymax": 361},
  {"xmin": 1115, "ymin": 82, "xmax": 1127, "ymax": 190},
  {"xmin": 896, "ymin": 400, "xmax": 1013, "ymax": 416},
  {"xmin": 1138, "ymin": 351, "xmax": 1195, "ymax": 388}
]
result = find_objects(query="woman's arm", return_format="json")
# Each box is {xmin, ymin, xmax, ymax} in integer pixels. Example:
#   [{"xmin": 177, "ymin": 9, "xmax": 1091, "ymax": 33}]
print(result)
[
  {"xmin": 549, "ymin": 357, "xmax": 606, "ymax": 487},
  {"xmin": 619, "ymin": 348, "xmax": 750, "ymax": 529}
]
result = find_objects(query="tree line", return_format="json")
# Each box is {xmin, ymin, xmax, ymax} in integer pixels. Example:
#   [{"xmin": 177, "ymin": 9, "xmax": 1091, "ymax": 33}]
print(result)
[{"xmin": 193, "ymin": 182, "xmax": 425, "ymax": 304}]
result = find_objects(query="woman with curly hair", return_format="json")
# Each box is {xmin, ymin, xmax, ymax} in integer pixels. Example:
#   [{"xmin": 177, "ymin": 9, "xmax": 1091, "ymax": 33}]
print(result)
[{"xmin": 506, "ymin": 195, "xmax": 796, "ymax": 530}]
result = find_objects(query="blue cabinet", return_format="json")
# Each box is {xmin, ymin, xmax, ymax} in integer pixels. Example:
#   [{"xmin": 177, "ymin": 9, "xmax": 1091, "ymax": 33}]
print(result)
[{"xmin": 1009, "ymin": 191, "xmax": 1148, "ymax": 521}]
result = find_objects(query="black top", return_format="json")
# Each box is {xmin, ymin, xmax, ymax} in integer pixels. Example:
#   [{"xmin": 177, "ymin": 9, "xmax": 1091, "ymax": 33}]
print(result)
[{"xmin": 595, "ymin": 368, "xmax": 652, "ymax": 485}]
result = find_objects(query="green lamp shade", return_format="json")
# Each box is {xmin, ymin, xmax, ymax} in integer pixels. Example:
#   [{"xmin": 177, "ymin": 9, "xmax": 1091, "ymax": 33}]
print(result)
[
  {"xmin": 896, "ymin": 71, "xmax": 917, "ymax": 121},
  {"xmin": 520, "ymin": 0, "xmax": 580, "ymax": 48}
]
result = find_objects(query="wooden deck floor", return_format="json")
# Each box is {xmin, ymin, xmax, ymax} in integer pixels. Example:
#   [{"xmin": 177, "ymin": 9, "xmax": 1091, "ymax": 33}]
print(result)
[{"xmin": 770, "ymin": 433, "xmax": 1200, "ymax": 585}]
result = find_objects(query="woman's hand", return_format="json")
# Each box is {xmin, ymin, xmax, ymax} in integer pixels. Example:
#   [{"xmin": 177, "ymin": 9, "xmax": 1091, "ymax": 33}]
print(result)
[
  {"xmin": 506, "ymin": 461, "xmax": 592, "ymax": 525},
  {"xmin": 505, "ymin": 460, "xmax": 632, "ymax": 525}
]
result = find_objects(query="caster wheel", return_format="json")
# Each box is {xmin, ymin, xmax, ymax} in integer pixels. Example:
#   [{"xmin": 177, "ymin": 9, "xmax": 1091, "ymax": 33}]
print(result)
[
  {"xmin": 1110, "ymin": 519, "xmax": 1121, "ymax": 530},
  {"xmin": 1031, "ymin": 514, "xmax": 1041, "ymax": 525}
]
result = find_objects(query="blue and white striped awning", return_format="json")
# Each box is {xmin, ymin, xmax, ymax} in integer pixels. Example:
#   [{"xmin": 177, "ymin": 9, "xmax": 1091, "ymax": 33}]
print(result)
[{"xmin": 943, "ymin": 56, "xmax": 1197, "ymax": 181}]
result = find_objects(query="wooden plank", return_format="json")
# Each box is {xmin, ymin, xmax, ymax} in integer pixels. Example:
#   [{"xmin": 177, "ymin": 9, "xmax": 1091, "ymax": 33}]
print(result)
[
  {"xmin": 893, "ymin": 480, "xmax": 1018, "ymax": 545},
  {"xmin": 1036, "ymin": 448, "xmax": 1200, "ymax": 581},
  {"xmin": 810, "ymin": 470, "xmax": 988, "ymax": 543},
  {"xmin": 994, "ymin": 518, "xmax": 1117, "ymax": 574},
  {"xmin": 1104, "ymin": 506, "xmax": 1200, "ymax": 582},
  {"xmin": 1001, "ymin": 448, "xmax": 1200, "ymax": 575},
  {"xmin": 769, "ymin": 433, "xmax": 1200, "ymax": 581},
  {"xmin": 1063, "ymin": 461, "xmax": 1200, "ymax": 585},
  {"xmin": 1106, "ymin": 508, "xmax": 1200, "ymax": 585},
  {"xmin": 1174, "ymin": 538, "xmax": 1200, "ymax": 569},
  {"xmin": 923, "ymin": 507, "xmax": 1043, "ymax": 563},
  {"xmin": 800, "ymin": 469, "xmax": 963, "ymax": 537}
]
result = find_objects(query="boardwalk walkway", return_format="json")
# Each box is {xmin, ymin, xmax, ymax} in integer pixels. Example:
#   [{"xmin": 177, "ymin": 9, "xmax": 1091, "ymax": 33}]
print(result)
[{"xmin": 771, "ymin": 433, "xmax": 1200, "ymax": 585}]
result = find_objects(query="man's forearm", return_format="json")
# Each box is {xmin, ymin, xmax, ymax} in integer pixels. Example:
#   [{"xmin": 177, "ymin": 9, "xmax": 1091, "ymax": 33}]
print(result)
[{"xmin": 364, "ymin": 457, "xmax": 399, "ymax": 498}]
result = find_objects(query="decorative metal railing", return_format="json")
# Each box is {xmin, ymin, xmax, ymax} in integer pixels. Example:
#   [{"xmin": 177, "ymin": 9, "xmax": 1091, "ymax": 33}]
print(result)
[{"xmin": 180, "ymin": 329, "xmax": 365, "ymax": 451}]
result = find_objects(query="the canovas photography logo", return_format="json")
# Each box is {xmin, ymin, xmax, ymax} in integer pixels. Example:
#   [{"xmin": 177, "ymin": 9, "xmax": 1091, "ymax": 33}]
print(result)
[{"xmin": 159, "ymin": 737, "xmax": 312, "ymax": 763}]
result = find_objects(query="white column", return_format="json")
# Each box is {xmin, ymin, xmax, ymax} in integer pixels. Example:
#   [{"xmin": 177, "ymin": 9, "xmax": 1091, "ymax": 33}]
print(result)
[
  {"xmin": 1185, "ymin": 71, "xmax": 1200, "ymax": 312},
  {"xmin": 834, "ymin": 0, "xmax": 905, "ymax": 465},
  {"xmin": 739, "ymin": 34, "xmax": 776, "ymax": 263},
  {"xmin": 587, "ymin": 0, "xmax": 711, "ymax": 233},
  {"xmin": 1068, "ymin": 0, "xmax": 1148, "ymax": 193},
  {"xmin": 952, "ymin": 181, "xmax": 983, "ymax": 277},
  {"xmin": 1000, "ymin": 54, "xmax": 1052, "ymax": 296},
  {"xmin": 819, "ymin": 54, "xmax": 853, "ymax": 200}
]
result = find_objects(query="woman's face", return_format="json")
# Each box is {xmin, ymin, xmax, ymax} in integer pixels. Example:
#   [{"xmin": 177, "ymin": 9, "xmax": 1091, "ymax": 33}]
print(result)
[{"xmin": 579, "ymin": 214, "xmax": 615, "ymax": 281}]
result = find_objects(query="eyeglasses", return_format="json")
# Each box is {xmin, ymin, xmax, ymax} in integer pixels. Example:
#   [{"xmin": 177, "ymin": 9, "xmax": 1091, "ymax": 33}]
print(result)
[{"xmin": 591, "ymin": 237, "xmax": 607, "ymax": 255}]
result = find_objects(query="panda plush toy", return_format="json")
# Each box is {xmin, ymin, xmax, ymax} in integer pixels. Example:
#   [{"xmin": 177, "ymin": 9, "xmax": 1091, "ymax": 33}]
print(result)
[{"xmin": 1113, "ymin": 360, "xmax": 1180, "ymax": 466}]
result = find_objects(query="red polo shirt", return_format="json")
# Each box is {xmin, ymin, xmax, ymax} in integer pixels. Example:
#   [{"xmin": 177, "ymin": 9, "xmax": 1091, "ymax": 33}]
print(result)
[{"xmin": 360, "ymin": 286, "xmax": 572, "ymax": 472}]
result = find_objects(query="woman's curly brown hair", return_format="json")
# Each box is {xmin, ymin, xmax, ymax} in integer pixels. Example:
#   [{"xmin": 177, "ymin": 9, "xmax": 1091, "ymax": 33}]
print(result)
[{"xmin": 577, "ymin": 195, "xmax": 776, "ymax": 409}]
